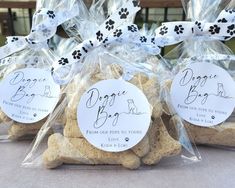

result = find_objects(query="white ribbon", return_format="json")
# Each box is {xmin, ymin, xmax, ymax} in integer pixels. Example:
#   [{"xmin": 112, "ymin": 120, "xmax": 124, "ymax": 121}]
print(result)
[
  {"xmin": 0, "ymin": 3, "xmax": 80, "ymax": 63},
  {"xmin": 155, "ymin": 9, "xmax": 235, "ymax": 45},
  {"xmin": 51, "ymin": 0, "xmax": 166, "ymax": 84}
]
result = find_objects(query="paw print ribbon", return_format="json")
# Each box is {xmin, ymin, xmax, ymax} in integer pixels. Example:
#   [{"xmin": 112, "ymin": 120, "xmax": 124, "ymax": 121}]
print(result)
[
  {"xmin": 155, "ymin": 9, "xmax": 235, "ymax": 45},
  {"xmin": 52, "ymin": 0, "xmax": 164, "ymax": 84},
  {"xmin": 0, "ymin": 2, "xmax": 80, "ymax": 64}
]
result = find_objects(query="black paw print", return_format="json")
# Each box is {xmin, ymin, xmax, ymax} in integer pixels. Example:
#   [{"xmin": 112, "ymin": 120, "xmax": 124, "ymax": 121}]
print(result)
[
  {"xmin": 159, "ymin": 26, "xmax": 168, "ymax": 35},
  {"xmin": 217, "ymin": 18, "xmax": 227, "ymax": 23},
  {"xmin": 113, "ymin": 29, "xmax": 122, "ymax": 37},
  {"xmin": 119, "ymin": 8, "xmax": 129, "ymax": 19},
  {"xmin": 102, "ymin": 37, "xmax": 108, "ymax": 44},
  {"xmin": 211, "ymin": 115, "xmax": 215, "ymax": 120},
  {"xmin": 227, "ymin": 24, "xmax": 235, "ymax": 36},
  {"xmin": 105, "ymin": 19, "xmax": 115, "ymax": 31},
  {"xmin": 225, "ymin": 9, "xmax": 235, "ymax": 14},
  {"xmin": 47, "ymin": 10, "xmax": 55, "ymax": 19},
  {"xmin": 82, "ymin": 47, "xmax": 88, "ymax": 53},
  {"xmin": 51, "ymin": 67, "xmax": 54, "ymax": 74},
  {"xmin": 96, "ymin": 31, "xmax": 103, "ymax": 42},
  {"xmin": 33, "ymin": 113, "xmax": 37, "ymax": 117},
  {"xmin": 151, "ymin": 38, "xmax": 155, "ymax": 44},
  {"xmin": 125, "ymin": 137, "xmax": 129, "ymax": 142},
  {"xmin": 72, "ymin": 50, "xmax": 82, "ymax": 59},
  {"xmin": 132, "ymin": 0, "xmax": 139, "ymax": 7},
  {"xmin": 89, "ymin": 40, "xmax": 94, "ymax": 47},
  {"xmin": 174, "ymin": 25, "xmax": 184, "ymax": 34},
  {"xmin": 128, "ymin": 25, "xmax": 138, "ymax": 32},
  {"xmin": 58, "ymin": 58, "xmax": 69, "ymax": 66},
  {"xmin": 195, "ymin": 21, "xmax": 203, "ymax": 31},
  {"xmin": 224, "ymin": 36, "xmax": 231, "ymax": 40},
  {"xmin": 11, "ymin": 37, "xmax": 18, "ymax": 42},
  {"xmin": 25, "ymin": 38, "xmax": 35, "ymax": 44},
  {"xmin": 140, "ymin": 36, "xmax": 147, "ymax": 43},
  {"xmin": 209, "ymin": 25, "xmax": 221, "ymax": 35}
]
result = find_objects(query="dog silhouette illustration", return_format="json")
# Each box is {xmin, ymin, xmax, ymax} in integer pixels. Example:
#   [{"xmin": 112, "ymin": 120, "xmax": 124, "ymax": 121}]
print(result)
[
  {"xmin": 127, "ymin": 99, "xmax": 138, "ymax": 114},
  {"xmin": 43, "ymin": 85, "xmax": 51, "ymax": 97},
  {"xmin": 217, "ymin": 83, "xmax": 226, "ymax": 97}
]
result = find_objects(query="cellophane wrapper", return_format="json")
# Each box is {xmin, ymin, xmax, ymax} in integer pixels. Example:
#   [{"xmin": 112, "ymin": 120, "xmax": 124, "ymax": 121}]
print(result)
[
  {"xmin": 160, "ymin": 0, "xmax": 235, "ymax": 149},
  {"xmin": 0, "ymin": 0, "xmax": 78, "ymax": 141},
  {"xmin": 22, "ymin": 0, "xmax": 201, "ymax": 169}
]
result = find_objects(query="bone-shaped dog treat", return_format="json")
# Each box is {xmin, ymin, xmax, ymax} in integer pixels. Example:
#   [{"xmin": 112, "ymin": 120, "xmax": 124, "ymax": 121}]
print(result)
[
  {"xmin": 152, "ymin": 100, "xmax": 163, "ymax": 119},
  {"xmin": 8, "ymin": 120, "xmax": 46, "ymax": 140},
  {"xmin": 63, "ymin": 119, "xmax": 83, "ymax": 138},
  {"xmin": 65, "ymin": 85, "xmax": 87, "ymax": 120},
  {"xmin": 53, "ymin": 116, "xmax": 180, "ymax": 168},
  {"xmin": 64, "ymin": 114, "xmax": 151, "ymax": 158},
  {"xmin": 143, "ymin": 78, "xmax": 160, "ymax": 100},
  {"xmin": 131, "ymin": 134, "xmax": 150, "ymax": 158},
  {"xmin": 42, "ymin": 65, "xmax": 171, "ymax": 168},
  {"xmin": 0, "ymin": 109, "xmax": 46, "ymax": 140},
  {"xmin": 64, "ymin": 70, "xmax": 163, "ymax": 138},
  {"xmin": 185, "ymin": 121, "xmax": 235, "ymax": 147},
  {"xmin": 0, "ymin": 110, "xmax": 11, "ymax": 122},
  {"xmin": 90, "ymin": 64, "xmax": 123, "ymax": 82},
  {"xmin": 43, "ymin": 133, "xmax": 141, "ymax": 169},
  {"xmin": 0, "ymin": 108, "xmax": 66, "ymax": 140},
  {"xmin": 130, "ymin": 75, "xmax": 162, "ymax": 118},
  {"xmin": 142, "ymin": 118, "xmax": 181, "ymax": 165},
  {"xmin": 164, "ymin": 80, "xmax": 235, "ymax": 147},
  {"xmin": 129, "ymin": 73, "xmax": 149, "ymax": 86}
]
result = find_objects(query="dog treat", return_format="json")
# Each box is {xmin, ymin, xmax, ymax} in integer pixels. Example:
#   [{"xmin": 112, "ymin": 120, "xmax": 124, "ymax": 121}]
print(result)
[
  {"xmin": 0, "ymin": 110, "xmax": 11, "ymax": 122},
  {"xmin": 41, "ymin": 66, "xmax": 186, "ymax": 169},
  {"xmin": 142, "ymin": 118, "xmax": 181, "ymax": 165},
  {"xmin": 0, "ymin": 109, "xmax": 46, "ymax": 140},
  {"xmin": 43, "ymin": 133, "xmax": 141, "ymax": 169},
  {"xmin": 129, "ymin": 73, "xmax": 163, "ymax": 119},
  {"xmin": 131, "ymin": 135, "xmax": 150, "ymax": 158},
  {"xmin": 63, "ymin": 119, "xmax": 83, "ymax": 138},
  {"xmin": 43, "ymin": 117, "xmax": 181, "ymax": 169},
  {"xmin": 186, "ymin": 121, "xmax": 235, "ymax": 147},
  {"xmin": 8, "ymin": 119, "xmax": 46, "ymax": 140},
  {"xmin": 164, "ymin": 80, "xmax": 235, "ymax": 147},
  {"xmin": 169, "ymin": 115, "xmax": 235, "ymax": 147},
  {"xmin": 0, "ymin": 107, "xmax": 66, "ymax": 140}
]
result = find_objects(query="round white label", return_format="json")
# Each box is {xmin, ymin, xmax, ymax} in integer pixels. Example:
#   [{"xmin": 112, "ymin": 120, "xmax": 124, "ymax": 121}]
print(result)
[
  {"xmin": 0, "ymin": 68, "xmax": 60, "ymax": 123},
  {"xmin": 171, "ymin": 62, "xmax": 235, "ymax": 127},
  {"xmin": 77, "ymin": 79, "xmax": 151, "ymax": 152}
]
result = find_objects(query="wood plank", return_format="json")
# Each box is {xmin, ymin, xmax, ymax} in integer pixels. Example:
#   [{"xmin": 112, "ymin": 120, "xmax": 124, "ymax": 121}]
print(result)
[
  {"xmin": 0, "ymin": 1, "xmax": 36, "ymax": 9},
  {"xmin": 140, "ymin": 0, "xmax": 182, "ymax": 8},
  {"xmin": 0, "ymin": 0, "xmax": 182, "ymax": 9}
]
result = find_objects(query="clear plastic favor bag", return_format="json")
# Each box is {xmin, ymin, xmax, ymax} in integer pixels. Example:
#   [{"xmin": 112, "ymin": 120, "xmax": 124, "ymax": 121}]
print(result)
[
  {"xmin": 158, "ymin": 0, "xmax": 235, "ymax": 148},
  {"xmin": 0, "ymin": 0, "xmax": 79, "ymax": 141},
  {"xmin": 22, "ymin": 0, "xmax": 200, "ymax": 169}
]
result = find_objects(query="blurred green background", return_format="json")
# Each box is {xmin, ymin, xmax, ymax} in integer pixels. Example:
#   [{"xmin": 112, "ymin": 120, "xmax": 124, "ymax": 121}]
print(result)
[{"xmin": 0, "ymin": 36, "xmax": 6, "ymax": 46}]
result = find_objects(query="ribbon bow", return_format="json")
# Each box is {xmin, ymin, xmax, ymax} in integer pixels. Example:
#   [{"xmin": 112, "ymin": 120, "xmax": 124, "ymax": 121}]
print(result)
[
  {"xmin": 0, "ymin": 2, "xmax": 80, "ymax": 64},
  {"xmin": 51, "ymin": 0, "xmax": 167, "ymax": 84},
  {"xmin": 155, "ymin": 8, "xmax": 235, "ymax": 45}
]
